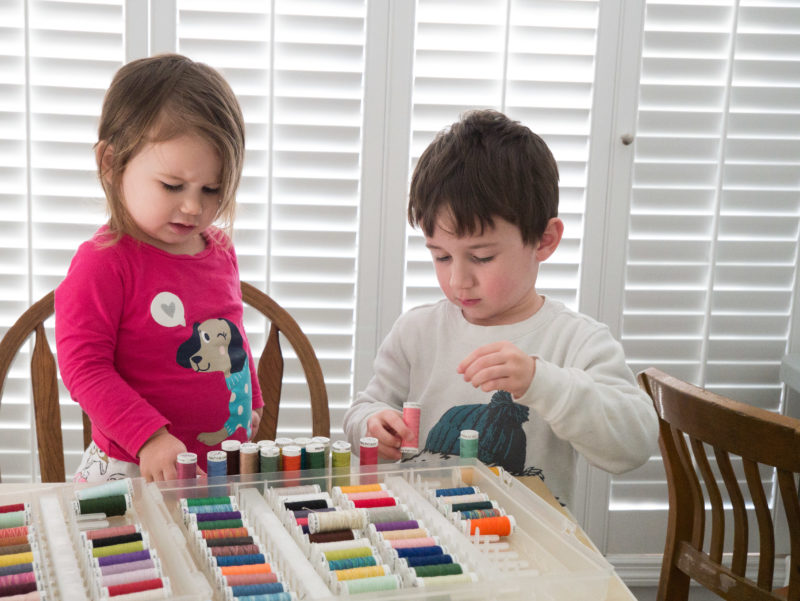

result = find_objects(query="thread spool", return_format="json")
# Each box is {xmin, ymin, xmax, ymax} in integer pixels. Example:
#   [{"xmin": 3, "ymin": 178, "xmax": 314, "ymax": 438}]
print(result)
[
  {"xmin": 281, "ymin": 446, "xmax": 302, "ymax": 471},
  {"xmin": 206, "ymin": 451, "xmax": 227, "ymax": 478},
  {"xmin": 311, "ymin": 436, "xmax": 330, "ymax": 467},
  {"xmin": 459, "ymin": 430, "xmax": 479, "ymax": 459},
  {"xmin": 308, "ymin": 509, "xmax": 367, "ymax": 534},
  {"xmin": 240, "ymin": 443, "xmax": 259, "ymax": 474},
  {"xmin": 463, "ymin": 515, "xmax": 516, "ymax": 537},
  {"xmin": 400, "ymin": 402, "xmax": 421, "ymax": 455},
  {"xmin": 331, "ymin": 441, "xmax": 351, "ymax": 468},
  {"xmin": 359, "ymin": 437, "xmax": 378, "ymax": 466},
  {"xmin": 75, "ymin": 479, "xmax": 133, "ymax": 501},
  {"xmin": 75, "ymin": 494, "xmax": 131, "ymax": 518},
  {"xmin": 257, "ymin": 440, "xmax": 276, "ymax": 450},
  {"xmin": 274, "ymin": 437, "xmax": 293, "ymax": 471},
  {"xmin": 221, "ymin": 440, "xmax": 241, "ymax": 475},
  {"xmin": 259, "ymin": 446, "xmax": 280, "ymax": 473},
  {"xmin": 176, "ymin": 453, "xmax": 197, "ymax": 480},
  {"xmin": 305, "ymin": 443, "xmax": 325, "ymax": 470},
  {"xmin": 293, "ymin": 437, "xmax": 313, "ymax": 469}
]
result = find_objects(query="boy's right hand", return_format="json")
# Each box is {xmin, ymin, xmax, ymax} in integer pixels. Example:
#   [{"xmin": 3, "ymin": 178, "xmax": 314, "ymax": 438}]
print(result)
[
  {"xmin": 137, "ymin": 427, "xmax": 187, "ymax": 482},
  {"xmin": 366, "ymin": 409, "xmax": 413, "ymax": 461}
]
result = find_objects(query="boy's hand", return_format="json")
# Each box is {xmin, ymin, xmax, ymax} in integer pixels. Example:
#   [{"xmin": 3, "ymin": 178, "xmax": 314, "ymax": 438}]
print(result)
[
  {"xmin": 250, "ymin": 407, "xmax": 263, "ymax": 440},
  {"xmin": 137, "ymin": 427, "xmax": 186, "ymax": 482},
  {"xmin": 366, "ymin": 409, "xmax": 413, "ymax": 461},
  {"xmin": 458, "ymin": 341, "xmax": 536, "ymax": 399}
]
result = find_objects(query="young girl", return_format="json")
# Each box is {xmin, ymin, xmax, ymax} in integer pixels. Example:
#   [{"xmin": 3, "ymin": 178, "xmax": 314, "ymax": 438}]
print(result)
[{"xmin": 55, "ymin": 54, "xmax": 263, "ymax": 482}]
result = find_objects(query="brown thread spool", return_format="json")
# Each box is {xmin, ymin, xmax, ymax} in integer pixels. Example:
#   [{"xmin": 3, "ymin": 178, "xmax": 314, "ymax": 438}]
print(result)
[{"xmin": 240, "ymin": 443, "xmax": 259, "ymax": 474}]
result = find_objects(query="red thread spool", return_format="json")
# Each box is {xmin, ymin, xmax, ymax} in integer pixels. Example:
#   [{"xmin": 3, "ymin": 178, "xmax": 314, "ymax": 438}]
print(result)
[
  {"xmin": 106, "ymin": 577, "xmax": 164, "ymax": 596},
  {"xmin": 352, "ymin": 497, "xmax": 396, "ymax": 509},
  {"xmin": 400, "ymin": 402, "xmax": 421, "ymax": 454},
  {"xmin": 0, "ymin": 504, "xmax": 25, "ymax": 514},
  {"xmin": 359, "ymin": 437, "xmax": 378, "ymax": 466},
  {"xmin": 223, "ymin": 573, "xmax": 279, "ymax": 586},
  {"xmin": 176, "ymin": 452, "xmax": 197, "ymax": 480}
]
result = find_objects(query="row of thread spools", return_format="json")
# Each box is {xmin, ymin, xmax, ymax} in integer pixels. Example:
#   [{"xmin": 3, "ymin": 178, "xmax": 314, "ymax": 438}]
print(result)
[
  {"xmin": 181, "ymin": 493, "xmax": 294, "ymax": 601},
  {"xmin": 267, "ymin": 481, "xmax": 478, "ymax": 595},
  {"xmin": 0, "ymin": 499, "xmax": 46, "ymax": 600},
  {"xmin": 71, "ymin": 478, "xmax": 172, "ymax": 601},
  {"xmin": 174, "ymin": 436, "xmax": 384, "ymax": 479}
]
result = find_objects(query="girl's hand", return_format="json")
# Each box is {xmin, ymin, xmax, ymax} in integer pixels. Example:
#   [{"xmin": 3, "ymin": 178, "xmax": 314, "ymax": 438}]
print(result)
[
  {"xmin": 366, "ymin": 409, "xmax": 413, "ymax": 461},
  {"xmin": 458, "ymin": 341, "xmax": 536, "ymax": 399},
  {"xmin": 250, "ymin": 407, "xmax": 263, "ymax": 440},
  {"xmin": 137, "ymin": 427, "xmax": 186, "ymax": 482}
]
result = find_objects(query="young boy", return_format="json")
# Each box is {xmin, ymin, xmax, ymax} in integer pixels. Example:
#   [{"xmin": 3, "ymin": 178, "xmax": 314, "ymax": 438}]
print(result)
[{"xmin": 342, "ymin": 109, "xmax": 658, "ymax": 509}]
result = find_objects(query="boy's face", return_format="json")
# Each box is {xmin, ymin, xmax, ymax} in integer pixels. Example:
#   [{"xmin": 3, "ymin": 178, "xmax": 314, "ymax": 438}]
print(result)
[{"xmin": 425, "ymin": 215, "xmax": 557, "ymax": 326}]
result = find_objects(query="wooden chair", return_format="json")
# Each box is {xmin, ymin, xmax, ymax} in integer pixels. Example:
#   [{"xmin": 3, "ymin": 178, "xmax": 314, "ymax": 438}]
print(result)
[
  {"xmin": 638, "ymin": 367, "xmax": 799, "ymax": 601},
  {"xmin": 0, "ymin": 282, "xmax": 329, "ymax": 482}
]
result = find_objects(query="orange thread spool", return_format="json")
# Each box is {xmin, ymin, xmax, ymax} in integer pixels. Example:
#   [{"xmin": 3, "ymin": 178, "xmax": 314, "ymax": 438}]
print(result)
[
  {"xmin": 467, "ymin": 516, "xmax": 515, "ymax": 537},
  {"xmin": 219, "ymin": 563, "xmax": 272, "ymax": 576}
]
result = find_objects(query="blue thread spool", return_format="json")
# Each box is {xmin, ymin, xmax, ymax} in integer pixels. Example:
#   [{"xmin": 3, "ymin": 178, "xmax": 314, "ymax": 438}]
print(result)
[{"xmin": 206, "ymin": 451, "xmax": 227, "ymax": 478}]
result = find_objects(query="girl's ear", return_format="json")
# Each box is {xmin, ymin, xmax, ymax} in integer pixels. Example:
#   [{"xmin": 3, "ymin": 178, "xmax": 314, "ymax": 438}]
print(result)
[
  {"xmin": 95, "ymin": 141, "xmax": 114, "ymax": 185},
  {"xmin": 535, "ymin": 217, "xmax": 564, "ymax": 262}
]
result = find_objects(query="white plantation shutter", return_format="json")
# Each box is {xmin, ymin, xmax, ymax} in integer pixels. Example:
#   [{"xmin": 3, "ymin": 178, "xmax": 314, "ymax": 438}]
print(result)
[
  {"xmin": 0, "ymin": 0, "xmax": 120, "ymax": 482},
  {"xmin": 606, "ymin": 0, "xmax": 800, "ymax": 561},
  {"xmin": 404, "ymin": 0, "xmax": 600, "ymax": 311},
  {"xmin": 176, "ymin": 0, "xmax": 367, "ymax": 441}
]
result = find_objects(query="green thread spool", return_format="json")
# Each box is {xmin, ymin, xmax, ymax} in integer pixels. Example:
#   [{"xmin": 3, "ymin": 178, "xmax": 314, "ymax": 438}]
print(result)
[
  {"xmin": 342, "ymin": 574, "xmax": 399, "ymax": 594},
  {"xmin": 185, "ymin": 496, "xmax": 231, "ymax": 507},
  {"xmin": 459, "ymin": 429, "xmax": 479, "ymax": 459},
  {"xmin": 75, "ymin": 478, "xmax": 133, "ymax": 500},
  {"xmin": 312, "ymin": 436, "xmax": 330, "ymax": 467},
  {"xmin": 305, "ymin": 443, "xmax": 325, "ymax": 470},
  {"xmin": 0, "ymin": 511, "xmax": 26, "ymax": 529},
  {"xmin": 260, "ymin": 446, "xmax": 280, "ymax": 473},
  {"xmin": 331, "ymin": 441, "xmax": 351, "ymax": 468},
  {"xmin": 91, "ymin": 540, "xmax": 144, "ymax": 558},
  {"xmin": 323, "ymin": 546, "xmax": 372, "ymax": 562},
  {"xmin": 413, "ymin": 562, "xmax": 463, "ymax": 578},
  {"xmin": 331, "ymin": 440, "xmax": 352, "ymax": 488},
  {"xmin": 196, "ymin": 519, "xmax": 243, "ymax": 531},
  {"xmin": 77, "ymin": 494, "xmax": 130, "ymax": 517}
]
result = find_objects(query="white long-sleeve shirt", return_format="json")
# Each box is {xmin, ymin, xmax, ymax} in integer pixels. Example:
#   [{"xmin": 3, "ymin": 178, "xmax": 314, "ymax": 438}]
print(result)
[{"xmin": 342, "ymin": 298, "xmax": 658, "ymax": 510}]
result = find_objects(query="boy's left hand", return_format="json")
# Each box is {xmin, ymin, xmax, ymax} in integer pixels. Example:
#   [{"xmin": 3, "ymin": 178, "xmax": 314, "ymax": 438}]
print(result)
[
  {"xmin": 457, "ymin": 341, "xmax": 535, "ymax": 399},
  {"xmin": 250, "ymin": 407, "xmax": 263, "ymax": 440}
]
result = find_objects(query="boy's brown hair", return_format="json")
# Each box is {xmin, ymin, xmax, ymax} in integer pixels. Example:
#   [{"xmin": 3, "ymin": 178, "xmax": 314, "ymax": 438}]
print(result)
[
  {"xmin": 96, "ymin": 53, "xmax": 245, "ymax": 241},
  {"xmin": 408, "ymin": 109, "xmax": 559, "ymax": 245}
]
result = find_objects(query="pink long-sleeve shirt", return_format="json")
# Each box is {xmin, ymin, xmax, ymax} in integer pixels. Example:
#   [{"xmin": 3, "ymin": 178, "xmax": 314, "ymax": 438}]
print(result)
[{"xmin": 55, "ymin": 226, "xmax": 263, "ymax": 470}]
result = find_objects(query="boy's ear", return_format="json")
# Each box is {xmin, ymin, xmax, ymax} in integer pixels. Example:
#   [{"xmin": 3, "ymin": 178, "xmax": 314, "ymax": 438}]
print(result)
[
  {"xmin": 535, "ymin": 217, "xmax": 564, "ymax": 262},
  {"xmin": 95, "ymin": 141, "xmax": 114, "ymax": 185}
]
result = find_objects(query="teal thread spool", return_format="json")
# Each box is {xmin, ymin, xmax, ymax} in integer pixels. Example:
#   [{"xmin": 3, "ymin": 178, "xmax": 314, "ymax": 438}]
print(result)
[
  {"xmin": 260, "ymin": 446, "xmax": 280, "ymax": 473},
  {"xmin": 75, "ymin": 478, "xmax": 133, "ymax": 500},
  {"xmin": 293, "ymin": 437, "xmax": 313, "ymax": 469},
  {"xmin": 340, "ymin": 574, "xmax": 399, "ymax": 594},
  {"xmin": 459, "ymin": 429, "xmax": 479, "ymax": 459},
  {"xmin": 0, "ymin": 510, "xmax": 27, "ymax": 529}
]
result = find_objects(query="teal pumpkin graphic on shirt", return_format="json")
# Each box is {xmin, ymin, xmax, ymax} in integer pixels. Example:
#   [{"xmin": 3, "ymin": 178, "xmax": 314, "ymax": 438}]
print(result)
[{"xmin": 424, "ymin": 390, "xmax": 532, "ymax": 475}]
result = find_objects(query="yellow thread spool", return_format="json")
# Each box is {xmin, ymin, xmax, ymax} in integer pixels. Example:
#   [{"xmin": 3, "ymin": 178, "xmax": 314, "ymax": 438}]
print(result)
[{"xmin": 333, "ymin": 565, "xmax": 387, "ymax": 581}]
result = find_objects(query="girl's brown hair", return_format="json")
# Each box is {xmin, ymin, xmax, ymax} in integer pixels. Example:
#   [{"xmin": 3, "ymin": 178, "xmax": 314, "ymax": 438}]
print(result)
[{"xmin": 96, "ymin": 53, "xmax": 245, "ymax": 242}]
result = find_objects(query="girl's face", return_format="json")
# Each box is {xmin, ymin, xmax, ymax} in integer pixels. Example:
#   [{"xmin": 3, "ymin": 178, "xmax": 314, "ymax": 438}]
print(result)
[
  {"xmin": 118, "ymin": 134, "xmax": 222, "ymax": 255},
  {"xmin": 426, "ymin": 215, "xmax": 556, "ymax": 326}
]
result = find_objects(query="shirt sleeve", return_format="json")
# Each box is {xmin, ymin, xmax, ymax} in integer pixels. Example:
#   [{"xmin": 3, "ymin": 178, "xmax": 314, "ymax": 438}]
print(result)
[
  {"xmin": 341, "ymin": 314, "xmax": 410, "ymax": 449},
  {"xmin": 521, "ymin": 326, "xmax": 659, "ymax": 474},
  {"xmin": 55, "ymin": 242, "xmax": 169, "ymax": 460}
]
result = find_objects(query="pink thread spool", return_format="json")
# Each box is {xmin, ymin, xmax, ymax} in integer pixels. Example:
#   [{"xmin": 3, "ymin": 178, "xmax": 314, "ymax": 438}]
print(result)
[
  {"xmin": 359, "ymin": 437, "xmax": 378, "ymax": 466},
  {"xmin": 176, "ymin": 452, "xmax": 197, "ymax": 479},
  {"xmin": 400, "ymin": 402, "xmax": 421, "ymax": 455}
]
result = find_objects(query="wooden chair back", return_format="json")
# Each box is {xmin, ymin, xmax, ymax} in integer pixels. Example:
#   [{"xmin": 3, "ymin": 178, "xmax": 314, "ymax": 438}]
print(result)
[
  {"xmin": 638, "ymin": 367, "xmax": 799, "ymax": 601},
  {"xmin": 0, "ymin": 282, "xmax": 329, "ymax": 482}
]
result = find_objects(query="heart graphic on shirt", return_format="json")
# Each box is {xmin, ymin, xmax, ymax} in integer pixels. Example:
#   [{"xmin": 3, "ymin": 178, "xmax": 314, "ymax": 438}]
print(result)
[
  {"xmin": 150, "ymin": 291, "xmax": 185, "ymax": 327},
  {"xmin": 162, "ymin": 303, "xmax": 175, "ymax": 317}
]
